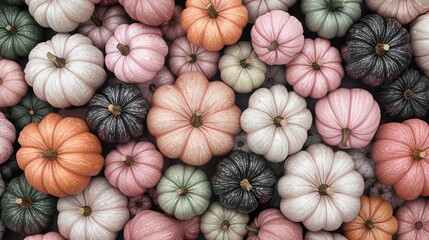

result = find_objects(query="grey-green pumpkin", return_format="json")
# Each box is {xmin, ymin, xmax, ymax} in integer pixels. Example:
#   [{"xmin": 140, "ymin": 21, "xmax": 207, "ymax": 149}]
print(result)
[{"xmin": 5, "ymin": 0, "xmax": 26, "ymax": 6}]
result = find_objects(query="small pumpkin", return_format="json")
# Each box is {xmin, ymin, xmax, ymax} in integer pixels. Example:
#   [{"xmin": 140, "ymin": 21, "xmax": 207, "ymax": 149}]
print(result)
[
  {"xmin": 342, "ymin": 195, "xmax": 398, "ymax": 240},
  {"xmin": 219, "ymin": 41, "xmax": 267, "ymax": 93},
  {"xmin": 232, "ymin": 131, "xmax": 251, "ymax": 153},
  {"xmin": 305, "ymin": 231, "xmax": 347, "ymax": 240},
  {"xmin": 0, "ymin": 174, "xmax": 57, "ymax": 235},
  {"xmin": 136, "ymin": 67, "xmax": 175, "ymax": 104},
  {"xmin": 160, "ymin": 5, "xmax": 186, "ymax": 41},
  {"xmin": 0, "ymin": 155, "xmax": 22, "ymax": 182},
  {"xmin": 369, "ymin": 182, "xmax": 405, "ymax": 209},
  {"xmin": 411, "ymin": 13, "xmax": 429, "ymax": 78},
  {"xmin": 128, "ymin": 194, "xmax": 152, "ymax": 218},
  {"xmin": 86, "ymin": 84, "xmax": 150, "ymax": 144},
  {"xmin": 0, "ymin": 58, "xmax": 27, "ymax": 107},
  {"xmin": 118, "ymin": 0, "xmax": 175, "ymax": 26},
  {"xmin": 262, "ymin": 65, "xmax": 287, "ymax": 88},
  {"xmin": 24, "ymin": 232, "xmax": 66, "ymax": 240},
  {"xmin": 0, "ymin": 112, "xmax": 15, "ymax": 165},
  {"xmin": 243, "ymin": 0, "xmax": 297, "ymax": 23},
  {"xmin": 365, "ymin": 0, "xmax": 429, "ymax": 25},
  {"xmin": 396, "ymin": 197, "xmax": 429, "ymax": 240},
  {"xmin": 347, "ymin": 144, "xmax": 377, "ymax": 190}
]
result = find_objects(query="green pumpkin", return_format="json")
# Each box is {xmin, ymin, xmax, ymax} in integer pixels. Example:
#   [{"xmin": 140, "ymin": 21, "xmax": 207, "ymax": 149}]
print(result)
[
  {"xmin": 0, "ymin": 174, "xmax": 57, "ymax": 235},
  {"xmin": 0, "ymin": 7, "xmax": 43, "ymax": 60},
  {"xmin": 156, "ymin": 164, "xmax": 212, "ymax": 220},
  {"xmin": 5, "ymin": 0, "xmax": 26, "ymax": 6},
  {"xmin": 9, "ymin": 90, "xmax": 56, "ymax": 131}
]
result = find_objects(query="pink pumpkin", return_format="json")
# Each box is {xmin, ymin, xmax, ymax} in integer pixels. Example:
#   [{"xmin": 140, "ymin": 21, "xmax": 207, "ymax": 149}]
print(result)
[
  {"xmin": 105, "ymin": 23, "xmax": 168, "ymax": 83},
  {"xmin": 24, "ymin": 232, "xmax": 65, "ymax": 240},
  {"xmin": 136, "ymin": 66, "xmax": 175, "ymax": 104},
  {"xmin": 0, "ymin": 112, "xmax": 16, "ymax": 164},
  {"xmin": 77, "ymin": 4, "xmax": 128, "ymax": 49},
  {"xmin": 315, "ymin": 88, "xmax": 381, "ymax": 149},
  {"xmin": 0, "ymin": 58, "xmax": 28, "ymax": 107},
  {"xmin": 365, "ymin": 0, "xmax": 429, "ymax": 25},
  {"xmin": 251, "ymin": 10, "xmax": 304, "ymax": 65},
  {"xmin": 118, "ymin": 0, "xmax": 175, "ymax": 26},
  {"xmin": 396, "ymin": 198, "xmax": 429, "ymax": 240},
  {"xmin": 286, "ymin": 38, "xmax": 343, "ymax": 99},
  {"xmin": 99, "ymin": 0, "xmax": 118, "ymax": 5},
  {"xmin": 160, "ymin": 5, "xmax": 187, "ymax": 41},
  {"xmin": 169, "ymin": 36, "xmax": 220, "ymax": 79},
  {"xmin": 174, "ymin": 216, "xmax": 201, "ymax": 240},
  {"xmin": 105, "ymin": 140, "xmax": 163, "ymax": 197}
]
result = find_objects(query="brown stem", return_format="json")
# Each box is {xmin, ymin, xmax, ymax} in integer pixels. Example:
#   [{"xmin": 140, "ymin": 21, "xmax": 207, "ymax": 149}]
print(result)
[
  {"xmin": 117, "ymin": 43, "xmax": 130, "ymax": 56},
  {"xmin": 365, "ymin": 220, "xmax": 374, "ymax": 229},
  {"xmin": 78, "ymin": 206, "xmax": 92, "ymax": 216},
  {"xmin": 312, "ymin": 59, "xmax": 324, "ymax": 70},
  {"xmin": 5, "ymin": 25, "xmax": 16, "ymax": 34},
  {"xmin": 29, "ymin": 109, "xmax": 35, "ymax": 115},
  {"xmin": 91, "ymin": 16, "xmax": 103, "ymax": 27},
  {"xmin": 149, "ymin": 84, "xmax": 157, "ymax": 93},
  {"xmin": 340, "ymin": 128, "xmax": 351, "ymax": 148},
  {"xmin": 190, "ymin": 110, "xmax": 203, "ymax": 128},
  {"xmin": 415, "ymin": 221, "xmax": 423, "ymax": 230},
  {"xmin": 0, "ymin": 78, "xmax": 2, "ymax": 86},
  {"xmin": 412, "ymin": 149, "xmax": 426, "ymax": 161},
  {"xmin": 221, "ymin": 220, "xmax": 230, "ymax": 231},
  {"xmin": 108, "ymin": 104, "xmax": 122, "ymax": 116},
  {"xmin": 41, "ymin": 149, "xmax": 58, "ymax": 161},
  {"xmin": 240, "ymin": 178, "xmax": 253, "ymax": 191},
  {"xmin": 121, "ymin": 156, "xmax": 134, "ymax": 166},
  {"xmin": 268, "ymin": 41, "xmax": 279, "ymax": 51},
  {"xmin": 375, "ymin": 43, "xmax": 390, "ymax": 56},
  {"xmin": 274, "ymin": 116, "xmax": 287, "ymax": 127},
  {"xmin": 46, "ymin": 52, "xmax": 66, "ymax": 68},
  {"xmin": 206, "ymin": 2, "xmax": 218, "ymax": 18},
  {"xmin": 186, "ymin": 54, "xmax": 197, "ymax": 63},
  {"xmin": 240, "ymin": 57, "xmax": 252, "ymax": 68},
  {"xmin": 404, "ymin": 89, "xmax": 416, "ymax": 100},
  {"xmin": 15, "ymin": 197, "xmax": 32, "ymax": 208},
  {"xmin": 318, "ymin": 184, "xmax": 335, "ymax": 196},
  {"xmin": 245, "ymin": 225, "xmax": 260, "ymax": 235},
  {"xmin": 176, "ymin": 186, "xmax": 188, "ymax": 196}
]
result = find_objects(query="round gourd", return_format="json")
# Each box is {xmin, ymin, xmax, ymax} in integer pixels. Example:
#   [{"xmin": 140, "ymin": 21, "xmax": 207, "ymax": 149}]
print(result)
[
  {"xmin": 411, "ymin": 13, "xmax": 429, "ymax": 78},
  {"xmin": 342, "ymin": 195, "xmax": 398, "ymax": 240},
  {"xmin": 160, "ymin": 5, "xmax": 186, "ymax": 41},
  {"xmin": 118, "ymin": 0, "xmax": 175, "ymax": 26},
  {"xmin": 0, "ymin": 155, "xmax": 22, "ymax": 182},
  {"xmin": 24, "ymin": 232, "xmax": 66, "ymax": 240},
  {"xmin": 57, "ymin": 177, "xmax": 129, "ymax": 240},
  {"xmin": 136, "ymin": 66, "xmax": 175, "ymax": 104},
  {"xmin": 305, "ymin": 231, "xmax": 347, "ymax": 240},
  {"xmin": 262, "ymin": 65, "xmax": 287, "ymax": 88},
  {"xmin": 0, "ymin": 174, "xmax": 56, "ymax": 235},
  {"xmin": 286, "ymin": 38, "xmax": 343, "ymax": 99},
  {"xmin": 341, "ymin": 14, "xmax": 412, "ymax": 87},
  {"xmin": 369, "ymin": 182, "xmax": 405, "ymax": 209},
  {"xmin": 219, "ymin": 41, "xmax": 267, "ymax": 93},
  {"xmin": 278, "ymin": 143, "xmax": 365, "ymax": 231},
  {"xmin": 128, "ymin": 194, "xmax": 152, "ymax": 218},
  {"xmin": 99, "ymin": 0, "xmax": 118, "ymax": 5},
  {"xmin": 0, "ymin": 112, "xmax": 15, "ymax": 165},
  {"xmin": 5, "ymin": 0, "xmax": 26, "ymax": 6},
  {"xmin": 181, "ymin": 0, "xmax": 248, "ymax": 51},
  {"xmin": 243, "ymin": 0, "xmax": 297, "ymax": 23},
  {"xmin": 232, "ymin": 131, "xmax": 251, "ymax": 153},
  {"xmin": 315, "ymin": 88, "xmax": 381, "ymax": 149},
  {"xmin": 301, "ymin": 0, "xmax": 362, "ymax": 39},
  {"xmin": 86, "ymin": 84, "xmax": 150, "ymax": 144},
  {"xmin": 157, "ymin": 164, "xmax": 212, "ymax": 220},
  {"xmin": 0, "ymin": 58, "xmax": 27, "ymax": 107},
  {"xmin": 16, "ymin": 113, "xmax": 104, "ymax": 197},
  {"xmin": 240, "ymin": 84, "xmax": 312, "ymax": 162},
  {"xmin": 365, "ymin": 0, "xmax": 429, "ymax": 25},
  {"xmin": 396, "ymin": 198, "xmax": 429, "ymax": 240},
  {"xmin": 251, "ymin": 10, "xmax": 304, "ymax": 65},
  {"xmin": 347, "ymin": 144, "xmax": 377, "ymax": 190}
]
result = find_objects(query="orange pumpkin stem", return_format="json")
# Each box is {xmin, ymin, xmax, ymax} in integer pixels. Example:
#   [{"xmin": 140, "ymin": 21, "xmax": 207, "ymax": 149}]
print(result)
[
  {"xmin": 206, "ymin": 2, "xmax": 218, "ymax": 18},
  {"xmin": 375, "ymin": 43, "xmax": 390, "ymax": 56},
  {"xmin": 186, "ymin": 54, "xmax": 197, "ymax": 63},
  {"xmin": 15, "ymin": 197, "xmax": 32, "ymax": 208},
  {"xmin": 121, "ymin": 156, "xmax": 134, "ymax": 166},
  {"xmin": 245, "ymin": 225, "xmax": 260, "ymax": 235},
  {"xmin": 268, "ymin": 41, "xmax": 279, "ymax": 52},
  {"xmin": 47, "ymin": 52, "xmax": 66, "ymax": 68},
  {"xmin": 190, "ymin": 109, "xmax": 203, "ymax": 128},
  {"xmin": 274, "ymin": 116, "xmax": 287, "ymax": 127},
  {"xmin": 240, "ymin": 178, "xmax": 253, "ymax": 192},
  {"xmin": 221, "ymin": 220, "xmax": 230, "ymax": 231},
  {"xmin": 117, "ymin": 43, "xmax": 130, "ymax": 56},
  {"xmin": 90, "ymin": 16, "xmax": 103, "ymax": 27},
  {"xmin": 108, "ymin": 104, "xmax": 122, "ymax": 116},
  {"xmin": 312, "ymin": 59, "xmax": 324, "ymax": 70},
  {"xmin": 412, "ymin": 149, "xmax": 427, "ymax": 161},
  {"xmin": 5, "ymin": 25, "xmax": 16, "ymax": 34},
  {"xmin": 404, "ymin": 89, "xmax": 416, "ymax": 100},
  {"xmin": 176, "ymin": 186, "xmax": 188, "ymax": 196},
  {"xmin": 318, "ymin": 184, "xmax": 335, "ymax": 196},
  {"xmin": 41, "ymin": 149, "xmax": 58, "ymax": 161},
  {"xmin": 340, "ymin": 128, "xmax": 351, "ymax": 148},
  {"xmin": 78, "ymin": 206, "xmax": 92, "ymax": 217},
  {"xmin": 415, "ymin": 221, "xmax": 423, "ymax": 230},
  {"xmin": 365, "ymin": 220, "xmax": 374, "ymax": 229},
  {"xmin": 240, "ymin": 57, "xmax": 252, "ymax": 68}
]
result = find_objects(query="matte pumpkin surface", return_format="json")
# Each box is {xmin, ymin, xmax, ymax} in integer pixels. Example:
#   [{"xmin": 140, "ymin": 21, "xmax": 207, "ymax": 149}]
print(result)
[
  {"xmin": 160, "ymin": 5, "xmax": 186, "ymax": 41},
  {"xmin": 24, "ymin": 232, "xmax": 66, "ymax": 240},
  {"xmin": 410, "ymin": 13, "xmax": 429, "ymax": 79},
  {"xmin": 0, "ymin": 112, "xmax": 15, "ymax": 165},
  {"xmin": 305, "ymin": 231, "xmax": 347, "ymax": 240},
  {"xmin": 365, "ymin": 0, "xmax": 429, "ymax": 25},
  {"xmin": 396, "ymin": 198, "xmax": 429, "ymax": 240},
  {"xmin": 0, "ymin": 58, "xmax": 27, "ymax": 107},
  {"xmin": 118, "ymin": 0, "xmax": 175, "ymax": 26}
]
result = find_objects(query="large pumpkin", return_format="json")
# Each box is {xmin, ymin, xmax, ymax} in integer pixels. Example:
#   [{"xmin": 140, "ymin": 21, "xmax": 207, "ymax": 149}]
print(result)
[
  {"xmin": 396, "ymin": 197, "xmax": 429, "ymax": 240},
  {"xmin": 118, "ymin": 0, "xmax": 175, "ymax": 26},
  {"xmin": 0, "ymin": 112, "xmax": 15, "ymax": 164},
  {"xmin": 16, "ymin": 113, "xmax": 104, "ymax": 197},
  {"xmin": 410, "ymin": 12, "xmax": 429, "ymax": 79},
  {"xmin": 147, "ymin": 71, "xmax": 242, "ymax": 166},
  {"xmin": 365, "ymin": 0, "xmax": 429, "ymax": 25},
  {"xmin": 0, "ymin": 57, "xmax": 27, "ymax": 108}
]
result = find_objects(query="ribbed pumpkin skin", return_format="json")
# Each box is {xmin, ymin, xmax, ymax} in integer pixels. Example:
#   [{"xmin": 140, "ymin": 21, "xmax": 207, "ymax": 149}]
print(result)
[
  {"xmin": 341, "ymin": 14, "xmax": 412, "ymax": 87},
  {"xmin": 0, "ymin": 112, "xmax": 15, "ymax": 165},
  {"xmin": 410, "ymin": 13, "xmax": 429, "ymax": 79},
  {"xmin": 243, "ymin": 0, "xmax": 297, "ymax": 23},
  {"xmin": 365, "ymin": 0, "xmax": 429, "ymax": 25},
  {"xmin": 5, "ymin": 0, "xmax": 26, "ymax": 5},
  {"xmin": 0, "ymin": 7, "xmax": 42, "ymax": 60},
  {"xmin": 396, "ymin": 198, "xmax": 429, "ymax": 240},
  {"xmin": 24, "ymin": 232, "xmax": 66, "ymax": 240},
  {"xmin": 0, "ymin": 58, "xmax": 27, "ymax": 107},
  {"xmin": 0, "ymin": 174, "xmax": 57, "ymax": 235}
]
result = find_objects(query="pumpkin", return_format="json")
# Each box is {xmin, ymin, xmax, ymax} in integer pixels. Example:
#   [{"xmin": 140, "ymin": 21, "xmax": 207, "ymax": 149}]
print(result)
[
  {"xmin": 303, "ymin": 123, "xmax": 322, "ymax": 148},
  {"xmin": 136, "ymin": 66, "xmax": 175, "ymax": 104},
  {"xmin": 0, "ymin": 6, "xmax": 42, "ymax": 60},
  {"xmin": 396, "ymin": 197, "xmax": 429, "ymax": 240},
  {"xmin": 128, "ymin": 194, "xmax": 152, "ymax": 218},
  {"xmin": 347, "ymin": 144, "xmax": 377, "ymax": 190},
  {"xmin": 342, "ymin": 195, "xmax": 398, "ymax": 240},
  {"xmin": 201, "ymin": 201, "xmax": 249, "ymax": 240},
  {"xmin": 372, "ymin": 118, "xmax": 429, "ymax": 200},
  {"xmin": 0, "ymin": 174, "xmax": 4, "ymax": 197},
  {"xmin": 305, "ymin": 231, "xmax": 347, "ymax": 240},
  {"xmin": 16, "ymin": 113, "xmax": 104, "ymax": 197},
  {"xmin": 365, "ymin": 0, "xmax": 429, "ymax": 25},
  {"xmin": 57, "ymin": 177, "xmax": 129, "ymax": 240},
  {"xmin": 9, "ymin": 90, "xmax": 56, "ymax": 131},
  {"xmin": 77, "ymin": 4, "xmax": 128, "ymax": 49},
  {"xmin": 24, "ymin": 232, "xmax": 66, "ymax": 240},
  {"xmin": 0, "ymin": 58, "xmax": 27, "ymax": 107},
  {"xmin": 212, "ymin": 151, "xmax": 276, "ymax": 213},
  {"xmin": 118, "ymin": 0, "xmax": 175, "ymax": 26},
  {"xmin": 262, "ymin": 65, "xmax": 287, "ymax": 88},
  {"xmin": 181, "ymin": 0, "xmax": 248, "ymax": 51},
  {"xmin": 341, "ymin": 14, "xmax": 412, "ymax": 87},
  {"xmin": 99, "ymin": 0, "xmax": 118, "ymax": 5},
  {"xmin": 243, "ymin": 0, "xmax": 297, "ymax": 23},
  {"xmin": 369, "ymin": 182, "xmax": 405, "ymax": 209},
  {"xmin": 0, "ymin": 155, "xmax": 22, "ymax": 182},
  {"xmin": 157, "ymin": 164, "xmax": 211, "ymax": 220},
  {"xmin": 169, "ymin": 36, "xmax": 220, "ymax": 79},
  {"xmin": 246, "ymin": 208, "xmax": 303, "ymax": 240},
  {"xmin": 0, "ymin": 220, "xmax": 4, "ymax": 240},
  {"xmin": 232, "ymin": 131, "xmax": 251, "ymax": 153},
  {"xmin": 219, "ymin": 41, "xmax": 267, "ymax": 93},
  {"xmin": 240, "ymin": 84, "xmax": 312, "ymax": 162},
  {"xmin": 315, "ymin": 88, "xmax": 381, "ymax": 149},
  {"xmin": 0, "ymin": 112, "xmax": 15, "ymax": 165},
  {"xmin": 0, "ymin": 174, "xmax": 56, "ymax": 235},
  {"xmin": 410, "ymin": 13, "xmax": 429, "ymax": 79},
  {"xmin": 160, "ymin": 5, "xmax": 186, "ymax": 41},
  {"xmin": 5, "ymin": 0, "xmax": 26, "ymax": 6},
  {"xmin": 177, "ymin": 216, "xmax": 201, "ymax": 240},
  {"xmin": 147, "ymin": 71, "xmax": 242, "ymax": 166},
  {"xmin": 24, "ymin": 33, "xmax": 106, "ymax": 108},
  {"xmin": 286, "ymin": 38, "xmax": 343, "ymax": 99},
  {"xmin": 105, "ymin": 23, "xmax": 168, "ymax": 83},
  {"xmin": 301, "ymin": 0, "xmax": 362, "ymax": 39},
  {"xmin": 251, "ymin": 10, "xmax": 304, "ymax": 65},
  {"xmin": 278, "ymin": 143, "xmax": 365, "ymax": 231},
  {"xmin": 105, "ymin": 140, "xmax": 163, "ymax": 196}
]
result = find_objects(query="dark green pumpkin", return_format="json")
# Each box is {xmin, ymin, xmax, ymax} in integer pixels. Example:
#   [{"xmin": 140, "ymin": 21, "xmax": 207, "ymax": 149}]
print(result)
[
  {"xmin": 9, "ymin": 90, "xmax": 56, "ymax": 131},
  {"xmin": 211, "ymin": 151, "xmax": 276, "ymax": 213},
  {"xmin": 0, "ymin": 153, "xmax": 22, "ymax": 182},
  {"xmin": 341, "ymin": 14, "xmax": 412, "ymax": 87},
  {"xmin": 5, "ymin": 0, "xmax": 26, "ymax": 6},
  {"xmin": 86, "ymin": 84, "xmax": 150, "ymax": 144},
  {"xmin": 376, "ymin": 69, "xmax": 429, "ymax": 121},
  {"xmin": 0, "ymin": 7, "xmax": 43, "ymax": 60},
  {"xmin": 0, "ymin": 174, "xmax": 57, "ymax": 235}
]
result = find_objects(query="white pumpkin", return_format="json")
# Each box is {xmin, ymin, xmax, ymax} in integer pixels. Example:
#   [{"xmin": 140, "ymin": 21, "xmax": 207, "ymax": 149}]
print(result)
[
  {"xmin": 305, "ymin": 230, "xmax": 347, "ymax": 240},
  {"xmin": 369, "ymin": 182, "xmax": 405, "ymax": 209},
  {"xmin": 57, "ymin": 177, "xmax": 129, "ymax": 240},
  {"xmin": 25, "ymin": 0, "xmax": 101, "ymax": 33},
  {"xmin": 24, "ymin": 33, "xmax": 106, "ymax": 108},
  {"xmin": 243, "ymin": 0, "xmax": 298, "ymax": 23},
  {"xmin": 240, "ymin": 84, "xmax": 312, "ymax": 162},
  {"xmin": 347, "ymin": 144, "xmax": 377, "ymax": 190}
]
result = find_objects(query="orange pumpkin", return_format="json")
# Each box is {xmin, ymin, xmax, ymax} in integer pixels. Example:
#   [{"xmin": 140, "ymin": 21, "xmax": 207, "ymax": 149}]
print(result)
[
  {"xmin": 342, "ymin": 195, "xmax": 398, "ymax": 240},
  {"xmin": 181, "ymin": 0, "xmax": 248, "ymax": 51},
  {"xmin": 16, "ymin": 113, "xmax": 104, "ymax": 197}
]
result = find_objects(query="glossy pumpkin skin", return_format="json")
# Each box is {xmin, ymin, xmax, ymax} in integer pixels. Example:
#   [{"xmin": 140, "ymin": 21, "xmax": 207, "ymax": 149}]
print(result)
[
  {"xmin": 343, "ymin": 195, "xmax": 398, "ymax": 240},
  {"xmin": 376, "ymin": 69, "xmax": 429, "ymax": 121},
  {"xmin": 305, "ymin": 231, "xmax": 347, "ymax": 240},
  {"xmin": 341, "ymin": 14, "xmax": 412, "ymax": 87},
  {"xmin": 160, "ymin": 5, "xmax": 186, "ymax": 41},
  {"xmin": 243, "ymin": 0, "xmax": 297, "ymax": 23},
  {"xmin": 396, "ymin": 198, "xmax": 429, "ymax": 240},
  {"xmin": 0, "ymin": 58, "xmax": 27, "ymax": 107},
  {"xmin": 0, "ymin": 174, "xmax": 57, "ymax": 235},
  {"xmin": 16, "ymin": 113, "xmax": 104, "ymax": 197},
  {"xmin": 365, "ymin": 0, "xmax": 429, "ymax": 25},
  {"xmin": 0, "ymin": 112, "xmax": 15, "ymax": 165},
  {"xmin": 136, "ymin": 66, "xmax": 175, "ymax": 104},
  {"xmin": 0, "ymin": 7, "xmax": 42, "ymax": 60},
  {"xmin": 86, "ymin": 84, "xmax": 150, "ymax": 144},
  {"xmin": 118, "ymin": 0, "xmax": 175, "ymax": 26},
  {"xmin": 410, "ymin": 13, "xmax": 429, "ymax": 79},
  {"xmin": 24, "ymin": 232, "xmax": 66, "ymax": 240}
]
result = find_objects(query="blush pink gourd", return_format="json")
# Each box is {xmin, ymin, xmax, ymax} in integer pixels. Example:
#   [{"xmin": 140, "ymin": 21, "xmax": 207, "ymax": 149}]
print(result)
[
  {"xmin": 396, "ymin": 198, "xmax": 429, "ymax": 240},
  {"xmin": 0, "ymin": 58, "xmax": 28, "ymax": 107},
  {"xmin": 160, "ymin": 5, "xmax": 187, "ymax": 41},
  {"xmin": 0, "ymin": 112, "xmax": 16, "ymax": 164},
  {"xmin": 118, "ymin": 0, "xmax": 175, "ymax": 26}
]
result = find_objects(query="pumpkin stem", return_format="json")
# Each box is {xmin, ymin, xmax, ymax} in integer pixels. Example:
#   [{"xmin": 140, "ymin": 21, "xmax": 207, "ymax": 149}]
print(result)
[
  {"xmin": 29, "ymin": 109, "xmax": 35, "ymax": 115},
  {"xmin": 41, "ymin": 149, "xmax": 58, "ymax": 161},
  {"xmin": 375, "ymin": 43, "xmax": 390, "ymax": 56},
  {"xmin": 186, "ymin": 54, "xmax": 197, "ymax": 63},
  {"xmin": 221, "ymin": 220, "xmax": 230, "ymax": 231},
  {"xmin": 206, "ymin": 2, "xmax": 218, "ymax": 18},
  {"xmin": 274, "ymin": 116, "xmax": 287, "ymax": 127},
  {"xmin": 117, "ymin": 43, "xmax": 130, "ymax": 56},
  {"xmin": 237, "ymin": 141, "xmax": 244, "ymax": 147},
  {"xmin": 340, "ymin": 128, "xmax": 351, "ymax": 148},
  {"xmin": 240, "ymin": 57, "xmax": 252, "ymax": 68},
  {"xmin": 312, "ymin": 59, "xmax": 324, "ymax": 70},
  {"xmin": 240, "ymin": 178, "xmax": 253, "ymax": 192},
  {"xmin": 412, "ymin": 149, "xmax": 426, "ymax": 161},
  {"xmin": 190, "ymin": 109, "xmax": 203, "ymax": 128},
  {"xmin": 0, "ymin": 78, "xmax": 2, "ymax": 86},
  {"xmin": 5, "ymin": 25, "xmax": 16, "ymax": 34},
  {"xmin": 268, "ymin": 41, "xmax": 279, "ymax": 52},
  {"xmin": 318, "ymin": 184, "xmax": 335, "ymax": 196},
  {"xmin": 90, "ymin": 16, "xmax": 103, "ymax": 27},
  {"xmin": 415, "ymin": 221, "xmax": 423, "ymax": 230},
  {"xmin": 108, "ymin": 104, "xmax": 122, "ymax": 116},
  {"xmin": 46, "ymin": 52, "xmax": 66, "ymax": 68},
  {"xmin": 176, "ymin": 186, "xmax": 188, "ymax": 196},
  {"xmin": 245, "ymin": 225, "xmax": 260, "ymax": 235},
  {"xmin": 121, "ymin": 156, "xmax": 134, "ymax": 166},
  {"xmin": 15, "ymin": 197, "xmax": 32, "ymax": 208},
  {"xmin": 404, "ymin": 89, "xmax": 416, "ymax": 100},
  {"xmin": 78, "ymin": 206, "xmax": 92, "ymax": 217},
  {"xmin": 365, "ymin": 220, "xmax": 374, "ymax": 229},
  {"xmin": 327, "ymin": 0, "xmax": 345, "ymax": 11},
  {"xmin": 149, "ymin": 84, "xmax": 157, "ymax": 93}
]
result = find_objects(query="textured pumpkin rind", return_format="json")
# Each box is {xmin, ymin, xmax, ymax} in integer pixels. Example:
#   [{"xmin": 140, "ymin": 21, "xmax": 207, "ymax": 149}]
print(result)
[
  {"xmin": 411, "ymin": 13, "xmax": 429, "ymax": 79},
  {"xmin": 0, "ymin": 58, "xmax": 28, "ymax": 107},
  {"xmin": 396, "ymin": 198, "xmax": 429, "ymax": 240},
  {"xmin": 24, "ymin": 232, "xmax": 66, "ymax": 240},
  {"xmin": 365, "ymin": 0, "xmax": 429, "ymax": 25},
  {"xmin": 0, "ymin": 112, "xmax": 16, "ymax": 164},
  {"xmin": 118, "ymin": 0, "xmax": 175, "ymax": 26},
  {"xmin": 243, "ymin": 0, "xmax": 297, "ymax": 23},
  {"xmin": 5, "ymin": 0, "xmax": 26, "ymax": 6}
]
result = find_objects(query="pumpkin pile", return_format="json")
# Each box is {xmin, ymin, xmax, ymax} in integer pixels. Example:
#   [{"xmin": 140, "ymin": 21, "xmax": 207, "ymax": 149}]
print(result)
[{"xmin": 0, "ymin": 0, "xmax": 429, "ymax": 239}]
